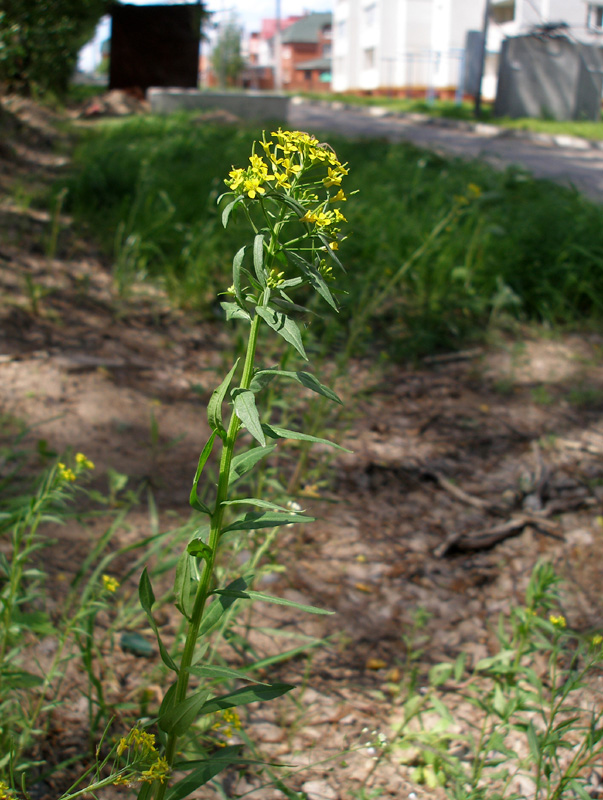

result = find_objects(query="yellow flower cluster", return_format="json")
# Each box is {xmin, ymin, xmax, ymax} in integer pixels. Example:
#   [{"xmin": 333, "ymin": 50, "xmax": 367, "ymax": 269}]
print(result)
[
  {"xmin": 57, "ymin": 453, "xmax": 95, "ymax": 484},
  {"xmin": 0, "ymin": 781, "xmax": 15, "ymax": 799},
  {"xmin": 102, "ymin": 574, "xmax": 120, "ymax": 593},
  {"xmin": 224, "ymin": 129, "xmax": 349, "ymax": 204},
  {"xmin": 58, "ymin": 462, "xmax": 76, "ymax": 482},
  {"xmin": 76, "ymin": 452, "xmax": 95, "ymax": 470},
  {"xmin": 549, "ymin": 614, "xmax": 567, "ymax": 628},
  {"xmin": 115, "ymin": 727, "xmax": 170, "ymax": 786},
  {"xmin": 212, "ymin": 708, "xmax": 242, "ymax": 740}
]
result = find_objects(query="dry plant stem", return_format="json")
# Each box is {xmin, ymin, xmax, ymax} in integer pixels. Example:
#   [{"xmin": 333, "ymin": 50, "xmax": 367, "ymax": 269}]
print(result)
[{"xmin": 151, "ymin": 313, "xmax": 261, "ymax": 800}]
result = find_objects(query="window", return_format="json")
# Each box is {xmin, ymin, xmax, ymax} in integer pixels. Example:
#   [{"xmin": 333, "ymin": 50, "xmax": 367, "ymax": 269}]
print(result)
[
  {"xmin": 490, "ymin": 0, "xmax": 515, "ymax": 24},
  {"xmin": 588, "ymin": 3, "xmax": 603, "ymax": 29},
  {"xmin": 322, "ymin": 42, "xmax": 332, "ymax": 57},
  {"xmin": 364, "ymin": 2, "xmax": 376, "ymax": 27},
  {"xmin": 363, "ymin": 47, "xmax": 375, "ymax": 69}
]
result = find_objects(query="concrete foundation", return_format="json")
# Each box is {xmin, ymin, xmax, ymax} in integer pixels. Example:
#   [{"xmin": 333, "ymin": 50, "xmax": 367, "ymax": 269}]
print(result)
[{"xmin": 148, "ymin": 88, "xmax": 290, "ymax": 121}]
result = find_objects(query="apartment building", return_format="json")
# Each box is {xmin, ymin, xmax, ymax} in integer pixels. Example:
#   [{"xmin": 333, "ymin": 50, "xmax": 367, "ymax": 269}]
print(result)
[{"xmin": 333, "ymin": 0, "xmax": 603, "ymax": 98}]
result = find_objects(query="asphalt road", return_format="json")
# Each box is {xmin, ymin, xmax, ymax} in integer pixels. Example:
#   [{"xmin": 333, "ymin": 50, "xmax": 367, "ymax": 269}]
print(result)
[{"xmin": 289, "ymin": 100, "xmax": 603, "ymax": 203}]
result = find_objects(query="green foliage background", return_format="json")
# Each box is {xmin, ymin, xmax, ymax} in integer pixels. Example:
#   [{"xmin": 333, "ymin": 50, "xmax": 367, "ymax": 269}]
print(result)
[
  {"xmin": 61, "ymin": 115, "xmax": 603, "ymax": 357},
  {"xmin": 0, "ymin": 0, "xmax": 110, "ymax": 96}
]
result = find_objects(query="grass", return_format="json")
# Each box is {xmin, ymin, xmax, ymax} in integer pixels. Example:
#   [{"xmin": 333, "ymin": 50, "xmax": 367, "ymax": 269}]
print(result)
[{"xmin": 59, "ymin": 112, "xmax": 603, "ymax": 359}]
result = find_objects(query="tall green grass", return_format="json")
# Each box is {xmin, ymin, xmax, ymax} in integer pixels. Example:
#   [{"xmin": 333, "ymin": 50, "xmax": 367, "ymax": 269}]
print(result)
[{"xmin": 62, "ymin": 113, "xmax": 603, "ymax": 356}]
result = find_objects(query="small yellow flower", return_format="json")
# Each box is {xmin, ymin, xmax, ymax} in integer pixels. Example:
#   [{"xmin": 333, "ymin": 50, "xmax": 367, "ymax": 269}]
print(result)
[
  {"xmin": 549, "ymin": 614, "xmax": 567, "ymax": 628},
  {"xmin": 140, "ymin": 756, "xmax": 170, "ymax": 784},
  {"xmin": 592, "ymin": 634, "xmax": 602, "ymax": 646},
  {"xmin": 102, "ymin": 574, "xmax": 120, "ymax": 593},
  {"xmin": 58, "ymin": 462, "xmax": 76, "ymax": 482},
  {"xmin": 75, "ymin": 452, "xmax": 95, "ymax": 470},
  {"xmin": 328, "ymin": 241, "xmax": 339, "ymax": 250},
  {"xmin": 243, "ymin": 176, "xmax": 266, "ymax": 199},
  {"xmin": 467, "ymin": 182, "xmax": 482, "ymax": 198},
  {"xmin": 332, "ymin": 189, "xmax": 347, "ymax": 202},
  {"xmin": 0, "ymin": 780, "xmax": 15, "ymax": 799}
]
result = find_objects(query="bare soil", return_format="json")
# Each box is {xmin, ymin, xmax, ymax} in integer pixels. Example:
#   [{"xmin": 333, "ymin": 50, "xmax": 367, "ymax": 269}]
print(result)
[{"xmin": 1, "ymin": 96, "xmax": 603, "ymax": 800}]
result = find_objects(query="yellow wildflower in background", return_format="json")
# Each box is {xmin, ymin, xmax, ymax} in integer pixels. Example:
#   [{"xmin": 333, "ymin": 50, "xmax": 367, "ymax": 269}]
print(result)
[
  {"xmin": 549, "ymin": 614, "xmax": 567, "ymax": 628},
  {"xmin": 75, "ymin": 452, "xmax": 95, "ymax": 470},
  {"xmin": 0, "ymin": 781, "xmax": 15, "ymax": 799},
  {"xmin": 58, "ymin": 462, "xmax": 76, "ymax": 482},
  {"xmin": 102, "ymin": 574, "xmax": 120, "ymax": 593}
]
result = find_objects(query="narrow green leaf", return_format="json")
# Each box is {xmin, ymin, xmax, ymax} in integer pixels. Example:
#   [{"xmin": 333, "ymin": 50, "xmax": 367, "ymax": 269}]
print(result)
[
  {"xmin": 569, "ymin": 780, "xmax": 594, "ymax": 800},
  {"xmin": 221, "ymin": 510, "xmax": 312, "ymax": 533},
  {"xmin": 221, "ymin": 301, "xmax": 251, "ymax": 323},
  {"xmin": 189, "ymin": 431, "xmax": 216, "ymax": 515},
  {"xmin": 255, "ymin": 307, "xmax": 307, "ymax": 360},
  {"xmin": 272, "ymin": 297, "xmax": 311, "ymax": 315},
  {"xmin": 198, "ymin": 576, "xmax": 249, "ymax": 637},
  {"xmin": 214, "ymin": 587, "xmax": 333, "ymax": 616},
  {"xmin": 228, "ymin": 445, "xmax": 276, "ymax": 486},
  {"xmin": 139, "ymin": 569, "xmax": 179, "ymax": 672},
  {"xmin": 263, "ymin": 423, "xmax": 351, "ymax": 452},
  {"xmin": 222, "ymin": 198, "xmax": 240, "ymax": 228},
  {"xmin": 232, "ymin": 389, "xmax": 266, "ymax": 446},
  {"xmin": 221, "ymin": 498, "xmax": 293, "ymax": 512},
  {"xmin": 0, "ymin": 668, "xmax": 43, "ymax": 689},
  {"xmin": 287, "ymin": 251, "xmax": 338, "ymax": 311},
  {"xmin": 527, "ymin": 720, "xmax": 540, "ymax": 760},
  {"xmin": 174, "ymin": 551, "xmax": 196, "ymax": 619},
  {"xmin": 207, "ymin": 360, "xmax": 239, "ymax": 439},
  {"xmin": 249, "ymin": 369, "xmax": 341, "ymax": 404},
  {"xmin": 232, "ymin": 245, "xmax": 246, "ymax": 302},
  {"xmin": 253, "ymin": 233, "xmax": 267, "ymax": 287},
  {"xmin": 187, "ymin": 665, "xmax": 267, "ymax": 684},
  {"xmin": 159, "ymin": 689, "xmax": 210, "ymax": 735},
  {"xmin": 166, "ymin": 746, "xmax": 243, "ymax": 800},
  {"xmin": 197, "ymin": 683, "xmax": 295, "ymax": 716}
]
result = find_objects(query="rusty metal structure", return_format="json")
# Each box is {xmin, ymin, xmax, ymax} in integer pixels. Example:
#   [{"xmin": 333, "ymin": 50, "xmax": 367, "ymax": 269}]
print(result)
[{"xmin": 109, "ymin": 3, "xmax": 203, "ymax": 92}]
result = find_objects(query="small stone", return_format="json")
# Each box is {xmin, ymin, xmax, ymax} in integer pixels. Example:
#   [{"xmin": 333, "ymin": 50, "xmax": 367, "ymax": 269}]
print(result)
[
  {"xmin": 252, "ymin": 722, "xmax": 286, "ymax": 743},
  {"xmin": 301, "ymin": 780, "xmax": 337, "ymax": 800}
]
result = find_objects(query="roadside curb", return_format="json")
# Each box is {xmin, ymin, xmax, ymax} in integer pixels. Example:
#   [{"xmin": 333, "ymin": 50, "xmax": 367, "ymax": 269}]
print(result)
[{"xmin": 291, "ymin": 95, "xmax": 603, "ymax": 152}]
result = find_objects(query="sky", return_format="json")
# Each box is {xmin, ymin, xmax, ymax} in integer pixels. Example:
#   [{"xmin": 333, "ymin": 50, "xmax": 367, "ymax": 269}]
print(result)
[{"xmin": 78, "ymin": 0, "xmax": 332, "ymax": 72}]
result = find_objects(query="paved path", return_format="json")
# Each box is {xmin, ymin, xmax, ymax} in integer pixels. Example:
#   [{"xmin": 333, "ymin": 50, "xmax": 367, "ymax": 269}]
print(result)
[{"xmin": 289, "ymin": 99, "xmax": 603, "ymax": 203}]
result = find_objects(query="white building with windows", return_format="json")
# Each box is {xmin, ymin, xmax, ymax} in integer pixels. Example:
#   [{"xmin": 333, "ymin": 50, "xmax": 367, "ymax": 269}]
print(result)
[{"xmin": 332, "ymin": 0, "xmax": 603, "ymax": 98}]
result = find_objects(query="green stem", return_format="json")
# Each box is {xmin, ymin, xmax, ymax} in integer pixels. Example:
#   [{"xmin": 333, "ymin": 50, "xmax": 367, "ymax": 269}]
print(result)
[{"xmin": 150, "ymin": 312, "xmax": 262, "ymax": 800}]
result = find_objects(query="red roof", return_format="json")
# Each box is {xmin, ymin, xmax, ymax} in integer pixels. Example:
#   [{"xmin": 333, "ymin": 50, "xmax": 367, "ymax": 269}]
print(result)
[{"xmin": 260, "ymin": 16, "xmax": 301, "ymax": 40}]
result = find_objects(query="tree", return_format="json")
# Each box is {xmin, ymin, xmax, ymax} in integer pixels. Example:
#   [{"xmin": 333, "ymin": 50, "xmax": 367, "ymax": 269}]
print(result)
[
  {"xmin": 211, "ymin": 18, "xmax": 245, "ymax": 88},
  {"xmin": 0, "ymin": 0, "xmax": 110, "ymax": 96}
]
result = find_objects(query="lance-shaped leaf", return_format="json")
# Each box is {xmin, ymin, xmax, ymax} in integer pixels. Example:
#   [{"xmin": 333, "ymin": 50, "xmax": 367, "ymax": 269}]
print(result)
[
  {"xmin": 159, "ymin": 688, "xmax": 210, "ymax": 735},
  {"xmin": 232, "ymin": 388, "xmax": 266, "ymax": 446},
  {"xmin": 221, "ymin": 497, "xmax": 295, "ymax": 512},
  {"xmin": 232, "ymin": 245, "xmax": 246, "ymax": 302},
  {"xmin": 222, "ymin": 197, "xmax": 242, "ymax": 228},
  {"xmin": 187, "ymin": 664, "xmax": 267, "ymax": 685},
  {"xmin": 263, "ymin": 423, "xmax": 352, "ymax": 452},
  {"xmin": 214, "ymin": 587, "xmax": 334, "ymax": 615},
  {"xmin": 189, "ymin": 431, "xmax": 216, "ymax": 515},
  {"xmin": 139, "ymin": 568, "xmax": 179, "ymax": 673},
  {"xmin": 221, "ymin": 510, "xmax": 313, "ymax": 533},
  {"xmin": 207, "ymin": 359, "xmax": 239, "ymax": 439},
  {"xmin": 228, "ymin": 445, "xmax": 276, "ymax": 486},
  {"xmin": 221, "ymin": 301, "xmax": 251, "ymax": 323},
  {"xmin": 166, "ymin": 746, "xmax": 244, "ymax": 800},
  {"xmin": 197, "ymin": 682, "xmax": 295, "ymax": 716},
  {"xmin": 174, "ymin": 551, "xmax": 197, "ymax": 620},
  {"xmin": 288, "ymin": 251, "xmax": 338, "ymax": 311},
  {"xmin": 255, "ymin": 306, "xmax": 307, "ymax": 360},
  {"xmin": 250, "ymin": 369, "xmax": 342, "ymax": 404},
  {"xmin": 253, "ymin": 233, "xmax": 267, "ymax": 287},
  {"xmin": 198, "ymin": 575, "xmax": 250, "ymax": 637}
]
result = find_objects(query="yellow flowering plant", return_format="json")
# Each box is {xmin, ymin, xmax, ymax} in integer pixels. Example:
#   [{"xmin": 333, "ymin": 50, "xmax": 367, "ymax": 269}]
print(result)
[{"xmin": 132, "ymin": 131, "xmax": 351, "ymax": 800}]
